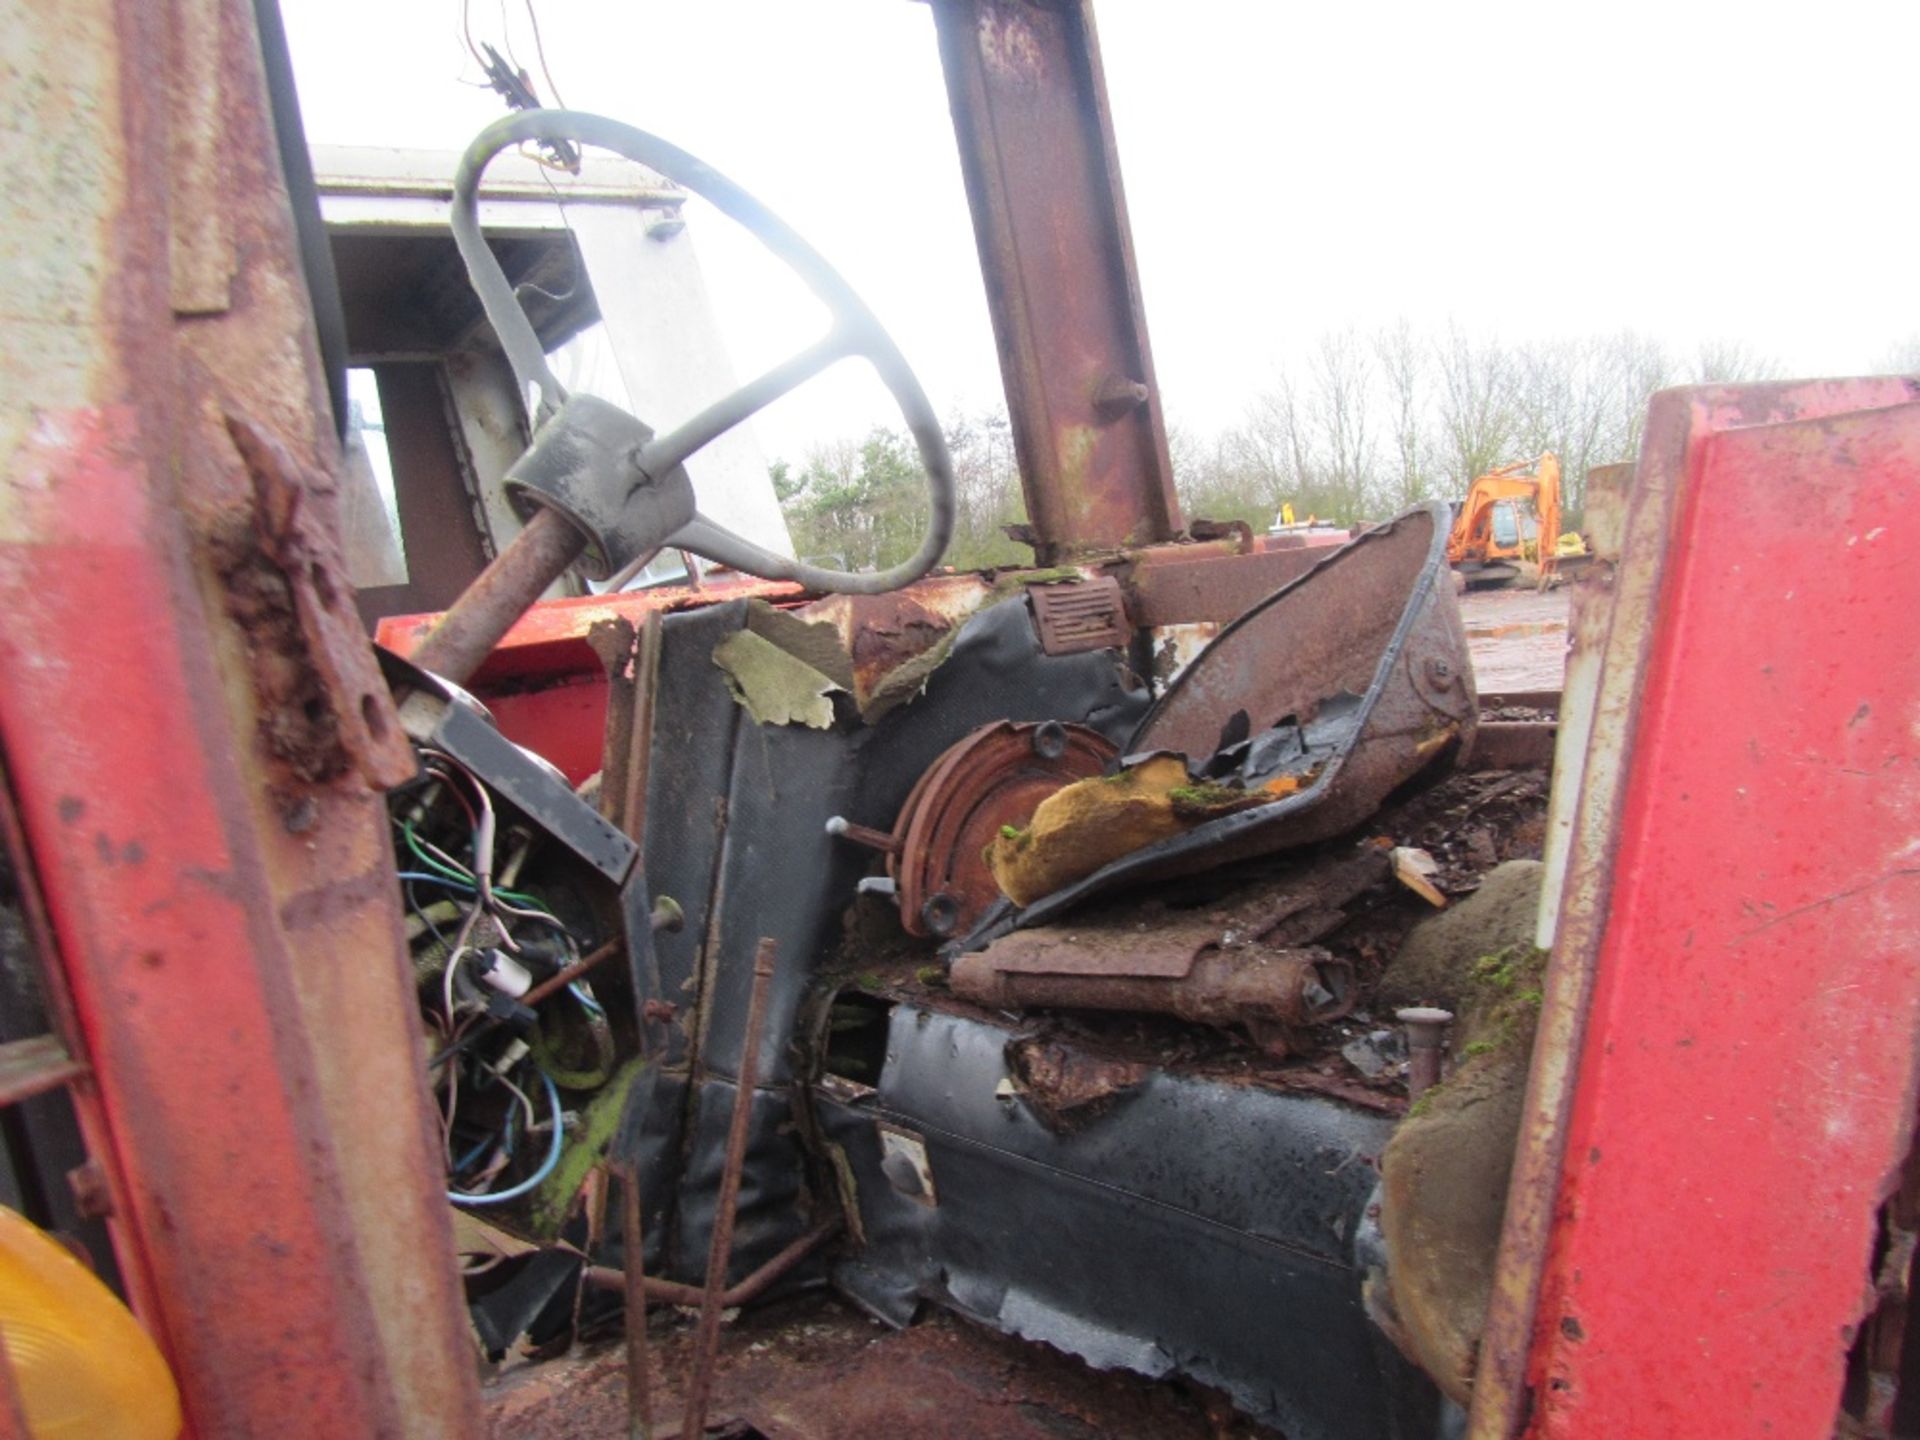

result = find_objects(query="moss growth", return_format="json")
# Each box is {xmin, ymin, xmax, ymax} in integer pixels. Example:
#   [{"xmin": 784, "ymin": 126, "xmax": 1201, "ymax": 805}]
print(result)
[
  {"xmin": 914, "ymin": 965, "xmax": 946, "ymax": 988},
  {"xmin": 1471, "ymin": 943, "xmax": 1532, "ymax": 991},
  {"xmin": 1005, "ymin": 566, "xmax": 1084, "ymax": 590},
  {"xmin": 855, "ymin": 971, "xmax": 884, "ymax": 993},
  {"xmin": 1169, "ymin": 781, "xmax": 1242, "ymax": 807},
  {"xmin": 529, "ymin": 1058, "xmax": 643, "ymax": 1240},
  {"xmin": 1457, "ymin": 947, "xmax": 1549, "ymax": 1060},
  {"xmin": 1169, "ymin": 780, "xmax": 1278, "ymax": 820}
]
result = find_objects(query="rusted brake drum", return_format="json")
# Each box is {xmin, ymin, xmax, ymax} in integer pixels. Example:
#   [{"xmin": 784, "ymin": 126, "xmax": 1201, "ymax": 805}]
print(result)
[{"xmin": 888, "ymin": 719, "xmax": 1116, "ymax": 938}]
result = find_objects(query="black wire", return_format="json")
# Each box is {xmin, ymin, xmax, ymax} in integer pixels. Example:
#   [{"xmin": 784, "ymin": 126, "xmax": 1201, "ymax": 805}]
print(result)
[{"xmin": 406, "ymin": 879, "xmax": 450, "ymax": 945}]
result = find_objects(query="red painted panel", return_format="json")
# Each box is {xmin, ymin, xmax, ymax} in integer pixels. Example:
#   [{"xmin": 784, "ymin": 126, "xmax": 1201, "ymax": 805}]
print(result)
[
  {"xmin": 375, "ymin": 576, "xmax": 802, "ymax": 685},
  {"xmin": 485, "ymin": 678, "xmax": 612, "ymax": 787},
  {"xmin": 1526, "ymin": 401, "xmax": 1920, "ymax": 1435},
  {"xmin": 376, "ymin": 577, "xmax": 804, "ymax": 778},
  {"xmin": 0, "ymin": 410, "xmax": 412, "ymax": 1434}
]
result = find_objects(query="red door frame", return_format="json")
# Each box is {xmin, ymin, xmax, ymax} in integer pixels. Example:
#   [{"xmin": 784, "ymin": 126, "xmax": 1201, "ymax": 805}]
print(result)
[{"xmin": 1472, "ymin": 379, "xmax": 1920, "ymax": 1437}]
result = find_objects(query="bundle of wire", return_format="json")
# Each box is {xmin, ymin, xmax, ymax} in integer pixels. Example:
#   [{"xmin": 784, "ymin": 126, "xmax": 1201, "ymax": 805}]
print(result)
[{"xmin": 392, "ymin": 746, "xmax": 600, "ymax": 1211}]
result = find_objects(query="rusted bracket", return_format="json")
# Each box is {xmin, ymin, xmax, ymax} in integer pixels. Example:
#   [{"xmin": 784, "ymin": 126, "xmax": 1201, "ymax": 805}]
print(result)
[{"xmin": 223, "ymin": 410, "xmax": 415, "ymax": 789}]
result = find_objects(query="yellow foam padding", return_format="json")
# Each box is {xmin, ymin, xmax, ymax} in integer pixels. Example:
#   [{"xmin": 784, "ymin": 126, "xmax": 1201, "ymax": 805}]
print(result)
[{"xmin": 986, "ymin": 755, "xmax": 1198, "ymax": 906}]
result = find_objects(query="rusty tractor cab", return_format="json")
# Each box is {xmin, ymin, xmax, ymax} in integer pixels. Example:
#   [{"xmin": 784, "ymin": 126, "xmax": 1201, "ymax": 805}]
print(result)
[
  {"xmin": 3, "ymin": 3, "xmax": 1918, "ymax": 1440},
  {"xmin": 313, "ymin": 19, "xmax": 1510, "ymax": 1438}
]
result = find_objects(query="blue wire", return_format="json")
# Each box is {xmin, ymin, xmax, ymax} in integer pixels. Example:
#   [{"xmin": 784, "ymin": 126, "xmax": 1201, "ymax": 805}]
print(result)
[
  {"xmin": 398, "ymin": 870, "xmax": 477, "ymax": 892},
  {"xmin": 452, "ymin": 1083, "xmax": 521, "ymax": 1173},
  {"xmin": 448, "ymin": 1070, "xmax": 564, "ymax": 1207},
  {"xmin": 453, "ymin": 1133, "xmax": 492, "ymax": 1174}
]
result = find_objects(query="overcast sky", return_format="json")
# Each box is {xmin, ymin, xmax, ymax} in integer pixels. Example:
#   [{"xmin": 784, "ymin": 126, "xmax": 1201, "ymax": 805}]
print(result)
[{"xmin": 285, "ymin": 1, "xmax": 1920, "ymax": 462}]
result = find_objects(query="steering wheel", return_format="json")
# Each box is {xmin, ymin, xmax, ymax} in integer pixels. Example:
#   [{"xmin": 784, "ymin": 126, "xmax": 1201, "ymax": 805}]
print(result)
[{"xmin": 449, "ymin": 110, "xmax": 955, "ymax": 595}]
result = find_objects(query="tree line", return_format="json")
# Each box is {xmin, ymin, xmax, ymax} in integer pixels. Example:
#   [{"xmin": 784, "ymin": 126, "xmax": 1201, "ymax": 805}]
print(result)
[{"xmin": 771, "ymin": 324, "xmax": 1920, "ymax": 573}]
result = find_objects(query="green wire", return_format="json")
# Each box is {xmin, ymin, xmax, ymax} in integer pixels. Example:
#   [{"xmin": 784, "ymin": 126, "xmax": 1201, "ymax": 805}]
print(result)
[
  {"xmin": 399, "ymin": 821, "xmax": 554, "ymax": 911},
  {"xmin": 402, "ymin": 823, "xmax": 471, "ymax": 883}
]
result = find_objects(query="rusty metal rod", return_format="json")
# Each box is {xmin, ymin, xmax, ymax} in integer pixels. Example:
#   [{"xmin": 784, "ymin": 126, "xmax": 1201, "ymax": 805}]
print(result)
[
  {"xmin": 411, "ymin": 507, "xmax": 587, "ymax": 686},
  {"xmin": 582, "ymin": 1217, "xmax": 840, "ymax": 1310},
  {"xmin": 517, "ymin": 894, "xmax": 682, "ymax": 1012},
  {"xmin": 824, "ymin": 815, "xmax": 902, "ymax": 855},
  {"xmin": 681, "ymin": 938, "xmax": 779, "ymax": 1440},
  {"xmin": 521, "ymin": 937, "xmax": 623, "ymax": 1010},
  {"xmin": 0, "ymin": 1035, "xmax": 87, "ymax": 1109},
  {"xmin": 620, "ymin": 1161, "xmax": 654, "ymax": 1440}
]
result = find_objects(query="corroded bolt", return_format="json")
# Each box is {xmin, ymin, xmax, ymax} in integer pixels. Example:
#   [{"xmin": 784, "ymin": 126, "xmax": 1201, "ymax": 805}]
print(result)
[
  {"xmin": 1031, "ymin": 721, "xmax": 1068, "ymax": 760},
  {"xmin": 1093, "ymin": 373, "xmax": 1152, "ymax": 414},
  {"xmin": 1397, "ymin": 1006, "xmax": 1454, "ymax": 1101},
  {"xmin": 67, "ymin": 1159, "xmax": 113, "ymax": 1220}
]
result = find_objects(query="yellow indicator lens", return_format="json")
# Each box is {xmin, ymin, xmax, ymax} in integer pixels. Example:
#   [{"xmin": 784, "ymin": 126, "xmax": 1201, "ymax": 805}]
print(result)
[{"xmin": 0, "ymin": 1205, "xmax": 181, "ymax": 1440}]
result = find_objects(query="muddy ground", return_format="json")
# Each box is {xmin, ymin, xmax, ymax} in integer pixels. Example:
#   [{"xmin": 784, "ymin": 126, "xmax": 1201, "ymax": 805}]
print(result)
[
  {"xmin": 1461, "ymin": 585, "xmax": 1569, "ymax": 694},
  {"xmin": 485, "ymin": 1294, "xmax": 1271, "ymax": 1439}
]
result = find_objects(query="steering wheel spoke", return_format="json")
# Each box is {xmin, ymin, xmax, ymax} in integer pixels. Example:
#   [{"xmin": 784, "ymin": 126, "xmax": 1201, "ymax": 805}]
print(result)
[{"xmin": 634, "ymin": 329, "xmax": 853, "ymax": 484}]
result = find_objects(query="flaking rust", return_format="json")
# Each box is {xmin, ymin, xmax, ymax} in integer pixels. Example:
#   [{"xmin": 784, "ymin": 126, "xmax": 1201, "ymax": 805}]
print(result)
[
  {"xmin": 218, "ymin": 410, "xmax": 414, "ymax": 791},
  {"xmin": 1006, "ymin": 1034, "xmax": 1147, "ymax": 1133}
]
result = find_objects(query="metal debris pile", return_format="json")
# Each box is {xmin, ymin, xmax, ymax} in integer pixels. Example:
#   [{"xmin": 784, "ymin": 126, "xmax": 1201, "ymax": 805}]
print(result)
[
  {"xmin": 803, "ymin": 504, "xmax": 1555, "ymax": 1100},
  {"xmin": 836, "ymin": 760, "xmax": 1551, "ymax": 1109}
]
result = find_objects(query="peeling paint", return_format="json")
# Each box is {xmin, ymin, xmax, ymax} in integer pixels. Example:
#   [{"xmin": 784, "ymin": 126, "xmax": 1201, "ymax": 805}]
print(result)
[{"xmin": 711, "ymin": 629, "xmax": 843, "ymax": 730}]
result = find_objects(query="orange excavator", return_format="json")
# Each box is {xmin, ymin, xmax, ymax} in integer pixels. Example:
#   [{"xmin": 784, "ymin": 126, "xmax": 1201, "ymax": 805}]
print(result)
[{"xmin": 1446, "ymin": 452, "xmax": 1581, "ymax": 587}]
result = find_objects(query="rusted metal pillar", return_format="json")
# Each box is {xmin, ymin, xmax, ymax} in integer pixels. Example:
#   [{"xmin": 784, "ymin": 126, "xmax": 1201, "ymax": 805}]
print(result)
[
  {"xmin": 0, "ymin": 0, "xmax": 482, "ymax": 1433},
  {"xmin": 931, "ymin": 0, "xmax": 1183, "ymax": 562}
]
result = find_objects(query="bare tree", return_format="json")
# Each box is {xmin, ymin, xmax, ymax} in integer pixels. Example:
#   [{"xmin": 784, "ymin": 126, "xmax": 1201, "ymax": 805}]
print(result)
[
  {"xmin": 942, "ymin": 408, "xmax": 1027, "ymax": 569},
  {"xmin": 1433, "ymin": 323, "xmax": 1518, "ymax": 495},
  {"xmin": 1229, "ymin": 373, "xmax": 1315, "ymax": 513},
  {"xmin": 1596, "ymin": 329, "xmax": 1676, "ymax": 488},
  {"xmin": 779, "ymin": 327, "xmax": 1906, "ymax": 553},
  {"xmin": 1506, "ymin": 336, "xmax": 1629, "ymax": 521},
  {"xmin": 1305, "ymin": 328, "xmax": 1378, "ymax": 520},
  {"xmin": 1374, "ymin": 318, "xmax": 1430, "ymax": 509},
  {"xmin": 1686, "ymin": 338, "xmax": 1784, "ymax": 384}
]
